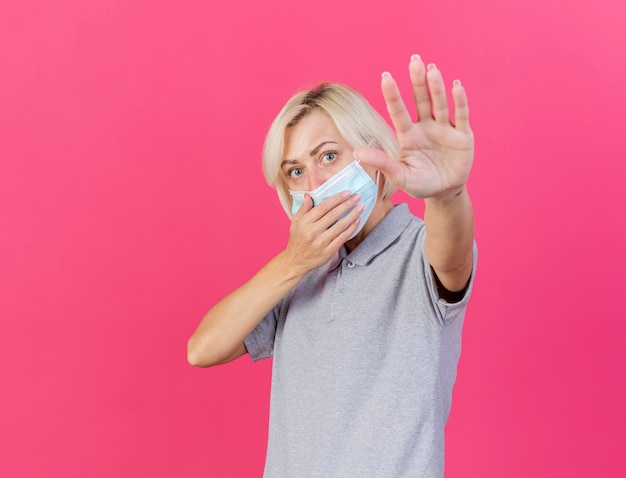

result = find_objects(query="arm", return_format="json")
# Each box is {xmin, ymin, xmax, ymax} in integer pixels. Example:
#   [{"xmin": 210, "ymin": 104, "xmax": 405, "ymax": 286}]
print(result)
[
  {"xmin": 187, "ymin": 191, "xmax": 364, "ymax": 367},
  {"xmin": 187, "ymin": 251, "xmax": 305, "ymax": 368},
  {"xmin": 356, "ymin": 55, "xmax": 475, "ymax": 293},
  {"xmin": 424, "ymin": 187, "xmax": 474, "ymax": 293}
]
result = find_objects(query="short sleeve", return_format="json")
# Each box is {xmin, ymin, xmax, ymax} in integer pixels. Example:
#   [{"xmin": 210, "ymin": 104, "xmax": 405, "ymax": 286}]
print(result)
[
  {"xmin": 417, "ymin": 230, "xmax": 478, "ymax": 324},
  {"xmin": 244, "ymin": 303, "xmax": 280, "ymax": 361}
]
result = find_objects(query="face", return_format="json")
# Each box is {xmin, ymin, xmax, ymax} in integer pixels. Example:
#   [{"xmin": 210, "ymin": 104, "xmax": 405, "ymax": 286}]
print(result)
[{"xmin": 281, "ymin": 110, "xmax": 373, "ymax": 192}]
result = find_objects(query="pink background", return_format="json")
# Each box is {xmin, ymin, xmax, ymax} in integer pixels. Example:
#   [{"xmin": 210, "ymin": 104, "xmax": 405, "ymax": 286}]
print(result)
[{"xmin": 1, "ymin": 0, "xmax": 624, "ymax": 476}]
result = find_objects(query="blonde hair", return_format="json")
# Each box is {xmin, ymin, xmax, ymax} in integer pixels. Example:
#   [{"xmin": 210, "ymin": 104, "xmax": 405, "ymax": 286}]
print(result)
[{"xmin": 262, "ymin": 82, "xmax": 399, "ymax": 216}]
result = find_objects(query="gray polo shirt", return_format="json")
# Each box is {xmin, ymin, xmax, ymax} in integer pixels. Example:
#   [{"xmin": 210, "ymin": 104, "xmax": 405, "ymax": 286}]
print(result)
[{"xmin": 245, "ymin": 203, "xmax": 477, "ymax": 478}]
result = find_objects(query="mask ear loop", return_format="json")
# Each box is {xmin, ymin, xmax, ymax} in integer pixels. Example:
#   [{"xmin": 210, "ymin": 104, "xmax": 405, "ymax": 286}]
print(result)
[
  {"xmin": 364, "ymin": 138, "xmax": 382, "ymax": 192},
  {"xmin": 375, "ymin": 169, "xmax": 383, "ymax": 201}
]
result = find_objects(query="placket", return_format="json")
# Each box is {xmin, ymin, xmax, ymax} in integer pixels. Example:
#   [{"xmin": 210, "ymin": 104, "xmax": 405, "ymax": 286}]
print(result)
[{"xmin": 328, "ymin": 258, "xmax": 356, "ymax": 322}]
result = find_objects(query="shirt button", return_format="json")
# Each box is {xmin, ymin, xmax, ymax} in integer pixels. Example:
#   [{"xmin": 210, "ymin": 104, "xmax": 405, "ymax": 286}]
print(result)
[{"xmin": 347, "ymin": 261, "xmax": 355, "ymax": 268}]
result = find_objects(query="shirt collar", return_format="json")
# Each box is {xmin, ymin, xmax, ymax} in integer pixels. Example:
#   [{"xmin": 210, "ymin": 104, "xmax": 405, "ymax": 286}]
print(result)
[{"xmin": 328, "ymin": 203, "xmax": 414, "ymax": 271}]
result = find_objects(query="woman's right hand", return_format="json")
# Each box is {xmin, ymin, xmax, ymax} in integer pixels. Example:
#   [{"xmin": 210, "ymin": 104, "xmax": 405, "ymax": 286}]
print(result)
[
  {"xmin": 188, "ymin": 191, "xmax": 362, "ymax": 368},
  {"xmin": 284, "ymin": 191, "xmax": 364, "ymax": 275}
]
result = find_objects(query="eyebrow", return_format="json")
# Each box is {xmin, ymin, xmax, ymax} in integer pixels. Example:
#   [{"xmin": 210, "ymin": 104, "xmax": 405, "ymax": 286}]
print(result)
[{"xmin": 281, "ymin": 141, "xmax": 338, "ymax": 168}]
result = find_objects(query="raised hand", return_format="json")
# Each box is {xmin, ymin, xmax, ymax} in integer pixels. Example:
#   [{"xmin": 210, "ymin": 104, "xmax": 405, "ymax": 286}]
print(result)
[{"xmin": 357, "ymin": 54, "xmax": 474, "ymax": 200}]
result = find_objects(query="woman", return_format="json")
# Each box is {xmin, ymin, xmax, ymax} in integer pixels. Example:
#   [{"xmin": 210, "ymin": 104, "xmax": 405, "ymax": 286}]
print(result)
[{"xmin": 188, "ymin": 54, "xmax": 476, "ymax": 477}]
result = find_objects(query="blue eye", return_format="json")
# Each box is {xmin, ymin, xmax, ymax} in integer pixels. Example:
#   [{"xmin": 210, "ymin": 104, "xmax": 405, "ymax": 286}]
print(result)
[
  {"xmin": 322, "ymin": 152, "xmax": 337, "ymax": 163},
  {"xmin": 289, "ymin": 167, "xmax": 304, "ymax": 178}
]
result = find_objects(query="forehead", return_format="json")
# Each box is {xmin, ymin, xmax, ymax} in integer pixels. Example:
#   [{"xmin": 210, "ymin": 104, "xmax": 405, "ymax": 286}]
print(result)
[{"xmin": 283, "ymin": 110, "xmax": 346, "ymax": 160}]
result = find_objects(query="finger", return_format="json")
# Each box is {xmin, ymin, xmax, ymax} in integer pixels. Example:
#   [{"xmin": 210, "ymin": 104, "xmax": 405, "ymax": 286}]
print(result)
[
  {"xmin": 452, "ymin": 79, "xmax": 471, "ymax": 133},
  {"xmin": 331, "ymin": 216, "xmax": 360, "ymax": 246},
  {"xmin": 323, "ymin": 203, "xmax": 364, "ymax": 244},
  {"xmin": 408, "ymin": 54, "xmax": 432, "ymax": 122},
  {"xmin": 292, "ymin": 192, "xmax": 314, "ymax": 219},
  {"xmin": 381, "ymin": 71, "xmax": 414, "ymax": 136},
  {"xmin": 354, "ymin": 147, "xmax": 406, "ymax": 190},
  {"xmin": 303, "ymin": 190, "xmax": 352, "ymax": 223},
  {"xmin": 426, "ymin": 64, "xmax": 450, "ymax": 125},
  {"xmin": 316, "ymin": 192, "xmax": 363, "ymax": 229}
]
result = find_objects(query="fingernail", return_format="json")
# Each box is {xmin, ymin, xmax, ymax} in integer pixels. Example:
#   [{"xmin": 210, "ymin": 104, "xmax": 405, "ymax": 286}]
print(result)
[
  {"xmin": 352, "ymin": 193, "xmax": 361, "ymax": 202},
  {"xmin": 453, "ymin": 79, "xmax": 462, "ymax": 86},
  {"xmin": 356, "ymin": 203, "xmax": 365, "ymax": 212},
  {"xmin": 342, "ymin": 191, "xmax": 351, "ymax": 197},
  {"xmin": 427, "ymin": 63, "xmax": 436, "ymax": 70},
  {"xmin": 411, "ymin": 54, "xmax": 421, "ymax": 61},
  {"xmin": 381, "ymin": 71, "xmax": 391, "ymax": 79}
]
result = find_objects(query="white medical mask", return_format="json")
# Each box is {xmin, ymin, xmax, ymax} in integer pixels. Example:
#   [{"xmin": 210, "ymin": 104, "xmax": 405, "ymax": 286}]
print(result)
[{"xmin": 289, "ymin": 160, "xmax": 379, "ymax": 240}]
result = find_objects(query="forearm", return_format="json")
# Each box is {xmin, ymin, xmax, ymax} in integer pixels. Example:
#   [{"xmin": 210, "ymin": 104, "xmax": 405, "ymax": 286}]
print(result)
[
  {"xmin": 187, "ymin": 250, "xmax": 306, "ymax": 367},
  {"xmin": 424, "ymin": 186, "xmax": 475, "ymax": 292}
]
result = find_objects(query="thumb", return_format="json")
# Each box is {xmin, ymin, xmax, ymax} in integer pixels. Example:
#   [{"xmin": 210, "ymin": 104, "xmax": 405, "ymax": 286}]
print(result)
[{"xmin": 354, "ymin": 147, "xmax": 404, "ymax": 186}]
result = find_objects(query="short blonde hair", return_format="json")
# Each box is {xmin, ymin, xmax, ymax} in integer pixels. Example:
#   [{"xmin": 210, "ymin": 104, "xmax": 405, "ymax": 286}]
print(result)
[{"xmin": 262, "ymin": 83, "xmax": 399, "ymax": 216}]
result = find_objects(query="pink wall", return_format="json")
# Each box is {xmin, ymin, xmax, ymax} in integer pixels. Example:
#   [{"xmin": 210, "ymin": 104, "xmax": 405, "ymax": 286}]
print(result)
[{"xmin": 1, "ymin": 0, "xmax": 624, "ymax": 476}]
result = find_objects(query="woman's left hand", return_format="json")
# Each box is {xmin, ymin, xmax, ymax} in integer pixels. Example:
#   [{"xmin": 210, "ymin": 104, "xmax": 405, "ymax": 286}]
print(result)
[{"xmin": 356, "ymin": 54, "xmax": 474, "ymax": 200}]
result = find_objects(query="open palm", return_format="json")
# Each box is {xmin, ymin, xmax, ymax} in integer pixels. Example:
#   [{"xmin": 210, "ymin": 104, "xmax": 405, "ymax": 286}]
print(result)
[{"xmin": 359, "ymin": 55, "xmax": 474, "ymax": 199}]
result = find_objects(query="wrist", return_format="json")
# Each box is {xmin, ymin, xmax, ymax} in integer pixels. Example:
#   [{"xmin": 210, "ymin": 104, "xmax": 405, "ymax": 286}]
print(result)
[
  {"xmin": 426, "ymin": 185, "xmax": 468, "ymax": 206},
  {"xmin": 276, "ymin": 249, "xmax": 311, "ymax": 283}
]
